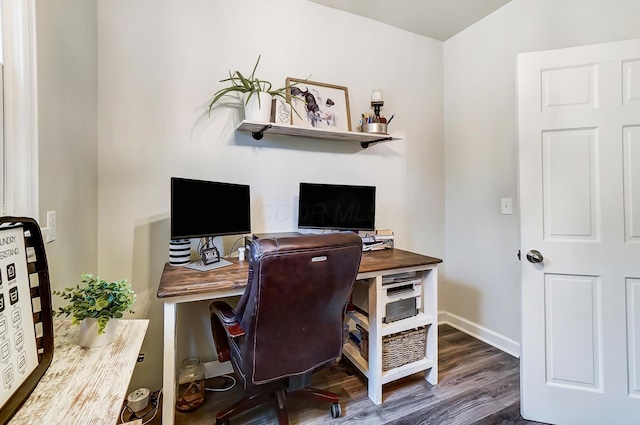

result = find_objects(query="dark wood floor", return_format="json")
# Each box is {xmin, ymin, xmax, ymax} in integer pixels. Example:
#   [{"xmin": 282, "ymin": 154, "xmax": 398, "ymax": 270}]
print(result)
[{"xmin": 149, "ymin": 325, "xmax": 548, "ymax": 424}]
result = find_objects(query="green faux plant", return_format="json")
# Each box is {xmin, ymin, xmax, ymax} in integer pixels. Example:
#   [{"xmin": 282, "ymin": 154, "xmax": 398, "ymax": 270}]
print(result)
[
  {"xmin": 207, "ymin": 55, "xmax": 306, "ymax": 116},
  {"xmin": 53, "ymin": 273, "xmax": 136, "ymax": 334}
]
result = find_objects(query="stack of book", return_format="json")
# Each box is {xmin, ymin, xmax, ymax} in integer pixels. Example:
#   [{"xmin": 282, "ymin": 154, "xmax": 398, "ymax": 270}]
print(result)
[{"xmin": 358, "ymin": 229, "xmax": 394, "ymax": 251}]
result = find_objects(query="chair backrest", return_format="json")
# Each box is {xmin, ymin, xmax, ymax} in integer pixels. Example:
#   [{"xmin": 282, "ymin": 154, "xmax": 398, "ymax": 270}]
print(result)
[{"xmin": 234, "ymin": 232, "xmax": 362, "ymax": 385}]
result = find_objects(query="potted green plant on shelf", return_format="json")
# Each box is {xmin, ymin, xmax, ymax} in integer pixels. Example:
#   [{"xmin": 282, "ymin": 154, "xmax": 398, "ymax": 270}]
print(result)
[
  {"xmin": 53, "ymin": 273, "xmax": 136, "ymax": 348},
  {"xmin": 208, "ymin": 55, "xmax": 303, "ymax": 123}
]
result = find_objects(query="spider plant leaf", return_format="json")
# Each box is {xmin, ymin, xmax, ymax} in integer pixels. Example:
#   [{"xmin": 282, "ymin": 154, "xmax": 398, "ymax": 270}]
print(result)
[
  {"xmin": 235, "ymin": 71, "xmax": 253, "ymax": 91},
  {"xmin": 250, "ymin": 55, "xmax": 261, "ymax": 81},
  {"xmin": 260, "ymin": 80, "xmax": 273, "ymax": 93},
  {"xmin": 208, "ymin": 86, "xmax": 245, "ymax": 114},
  {"xmin": 243, "ymin": 90, "xmax": 255, "ymax": 106}
]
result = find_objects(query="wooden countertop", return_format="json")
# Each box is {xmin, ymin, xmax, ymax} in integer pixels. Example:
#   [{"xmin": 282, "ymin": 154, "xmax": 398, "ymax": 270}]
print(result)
[
  {"xmin": 9, "ymin": 319, "xmax": 149, "ymax": 425},
  {"xmin": 157, "ymin": 248, "xmax": 442, "ymax": 299}
]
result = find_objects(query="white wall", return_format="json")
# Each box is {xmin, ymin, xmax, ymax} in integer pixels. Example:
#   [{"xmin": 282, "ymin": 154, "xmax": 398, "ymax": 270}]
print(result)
[
  {"xmin": 97, "ymin": 0, "xmax": 444, "ymax": 391},
  {"xmin": 36, "ymin": 0, "xmax": 98, "ymax": 304},
  {"xmin": 443, "ymin": 0, "xmax": 640, "ymax": 343}
]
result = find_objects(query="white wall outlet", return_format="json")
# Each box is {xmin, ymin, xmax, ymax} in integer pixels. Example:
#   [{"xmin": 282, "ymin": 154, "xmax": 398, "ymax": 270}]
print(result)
[
  {"xmin": 45, "ymin": 211, "xmax": 56, "ymax": 243},
  {"xmin": 501, "ymin": 198, "xmax": 513, "ymax": 215}
]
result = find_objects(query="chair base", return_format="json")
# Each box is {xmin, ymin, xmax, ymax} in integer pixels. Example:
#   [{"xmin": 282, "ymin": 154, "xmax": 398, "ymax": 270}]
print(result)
[{"xmin": 215, "ymin": 386, "xmax": 341, "ymax": 425}]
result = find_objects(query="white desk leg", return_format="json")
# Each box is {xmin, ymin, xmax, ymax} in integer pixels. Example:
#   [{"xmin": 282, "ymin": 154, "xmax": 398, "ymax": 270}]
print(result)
[
  {"xmin": 367, "ymin": 276, "xmax": 383, "ymax": 405},
  {"xmin": 425, "ymin": 268, "xmax": 438, "ymax": 385},
  {"xmin": 162, "ymin": 301, "xmax": 177, "ymax": 425},
  {"xmin": 425, "ymin": 323, "xmax": 438, "ymax": 383}
]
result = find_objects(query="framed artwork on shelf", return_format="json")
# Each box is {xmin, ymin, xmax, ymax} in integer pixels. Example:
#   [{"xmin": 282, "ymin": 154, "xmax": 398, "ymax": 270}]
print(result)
[
  {"xmin": 270, "ymin": 97, "xmax": 291, "ymax": 124},
  {"xmin": 286, "ymin": 78, "xmax": 352, "ymax": 131}
]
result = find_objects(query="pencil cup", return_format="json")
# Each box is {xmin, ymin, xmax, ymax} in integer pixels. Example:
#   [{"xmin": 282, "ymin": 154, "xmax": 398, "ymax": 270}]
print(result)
[
  {"xmin": 169, "ymin": 239, "xmax": 191, "ymax": 266},
  {"xmin": 361, "ymin": 123, "xmax": 388, "ymax": 134}
]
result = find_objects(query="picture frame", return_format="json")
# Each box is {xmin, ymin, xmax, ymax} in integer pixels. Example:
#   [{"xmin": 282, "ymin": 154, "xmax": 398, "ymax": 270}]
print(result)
[
  {"xmin": 270, "ymin": 97, "xmax": 291, "ymax": 124},
  {"xmin": 286, "ymin": 78, "xmax": 352, "ymax": 131}
]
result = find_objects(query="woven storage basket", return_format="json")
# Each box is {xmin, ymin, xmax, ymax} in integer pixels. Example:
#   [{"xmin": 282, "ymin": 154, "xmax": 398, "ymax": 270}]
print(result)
[{"xmin": 356, "ymin": 324, "xmax": 427, "ymax": 372}]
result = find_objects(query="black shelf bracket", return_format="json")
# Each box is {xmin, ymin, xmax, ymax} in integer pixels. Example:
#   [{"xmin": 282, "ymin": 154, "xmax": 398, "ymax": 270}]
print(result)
[
  {"xmin": 361, "ymin": 136, "xmax": 393, "ymax": 149},
  {"xmin": 251, "ymin": 124, "xmax": 272, "ymax": 140}
]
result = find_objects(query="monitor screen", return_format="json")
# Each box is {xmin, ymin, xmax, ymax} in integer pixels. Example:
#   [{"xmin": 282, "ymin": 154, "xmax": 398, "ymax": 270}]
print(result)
[
  {"xmin": 298, "ymin": 182, "xmax": 376, "ymax": 231},
  {"xmin": 171, "ymin": 177, "xmax": 251, "ymax": 239}
]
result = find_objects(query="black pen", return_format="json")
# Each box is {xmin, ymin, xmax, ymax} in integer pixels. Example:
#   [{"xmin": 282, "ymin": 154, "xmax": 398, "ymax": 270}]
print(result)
[{"xmin": 387, "ymin": 114, "xmax": 395, "ymax": 124}]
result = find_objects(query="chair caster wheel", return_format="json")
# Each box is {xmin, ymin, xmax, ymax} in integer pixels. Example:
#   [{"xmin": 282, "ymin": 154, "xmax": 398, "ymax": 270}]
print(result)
[{"xmin": 331, "ymin": 402, "xmax": 341, "ymax": 418}]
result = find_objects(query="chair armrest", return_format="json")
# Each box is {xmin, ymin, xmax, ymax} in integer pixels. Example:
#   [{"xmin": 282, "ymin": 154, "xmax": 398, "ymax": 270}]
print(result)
[
  {"xmin": 210, "ymin": 301, "xmax": 245, "ymax": 363},
  {"xmin": 210, "ymin": 301, "xmax": 246, "ymax": 338}
]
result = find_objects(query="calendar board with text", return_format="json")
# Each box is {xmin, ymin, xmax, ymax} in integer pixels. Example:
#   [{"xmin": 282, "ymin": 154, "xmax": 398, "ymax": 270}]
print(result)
[{"xmin": 0, "ymin": 218, "xmax": 54, "ymax": 425}]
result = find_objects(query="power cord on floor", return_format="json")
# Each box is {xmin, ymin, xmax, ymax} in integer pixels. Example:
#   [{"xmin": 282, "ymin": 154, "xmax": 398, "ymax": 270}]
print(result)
[
  {"xmin": 205, "ymin": 374, "xmax": 236, "ymax": 392},
  {"xmin": 119, "ymin": 376, "xmax": 233, "ymax": 424},
  {"xmin": 120, "ymin": 389, "xmax": 162, "ymax": 425}
]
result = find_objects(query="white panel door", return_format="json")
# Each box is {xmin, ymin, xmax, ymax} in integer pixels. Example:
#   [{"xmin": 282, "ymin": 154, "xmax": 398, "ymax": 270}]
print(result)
[{"xmin": 518, "ymin": 38, "xmax": 640, "ymax": 424}]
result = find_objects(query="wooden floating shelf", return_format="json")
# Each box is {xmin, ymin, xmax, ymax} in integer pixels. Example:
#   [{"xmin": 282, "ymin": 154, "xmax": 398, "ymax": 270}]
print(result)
[{"xmin": 236, "ymin": 120, "xmax": 399, "ymax": 148}]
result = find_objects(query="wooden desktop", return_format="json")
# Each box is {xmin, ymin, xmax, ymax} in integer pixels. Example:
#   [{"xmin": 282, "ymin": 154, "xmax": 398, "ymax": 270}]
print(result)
[
  {"xmin": 157, "ymin": 248, "xmax": 442, "ymax": 425},
  {"xmin": 8, "ymin": 320, "xmax": 148, "ymax": 424}
]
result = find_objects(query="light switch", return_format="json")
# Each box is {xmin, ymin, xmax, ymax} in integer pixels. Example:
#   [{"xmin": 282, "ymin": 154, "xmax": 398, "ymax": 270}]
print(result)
[
  {"xmin": 45, "ymin": 211, "xmax": 56, "ymax": 242},
  {"xmin": 501, "ymin": 198, "xmax": 513, "ymax": 215}
]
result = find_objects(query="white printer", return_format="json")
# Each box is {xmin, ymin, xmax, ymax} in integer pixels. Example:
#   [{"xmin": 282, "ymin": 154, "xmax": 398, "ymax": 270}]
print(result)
[{"xmin": 350, "ymin": 272, "xmax": 422, "ymax": 323}]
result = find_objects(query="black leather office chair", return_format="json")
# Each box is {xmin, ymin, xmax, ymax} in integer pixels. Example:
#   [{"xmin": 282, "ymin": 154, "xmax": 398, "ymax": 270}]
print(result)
[{"xmin": 209, "ymin": 232, "xmax": 362, "ymax": 425}]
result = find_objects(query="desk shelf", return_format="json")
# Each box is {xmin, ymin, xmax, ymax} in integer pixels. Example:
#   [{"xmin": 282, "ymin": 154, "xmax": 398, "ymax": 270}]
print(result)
[
  {"xmin": 381, "ymin": 313, "xmax": 434, "ymax": 337},
  {"xmin": 343, "ymin": 341, "xmax": 369, "ymax": 378},
  {"xmin": 348, "ymin": 310, "xmax": 369, "ymax": 330},
  {"xmin": 342, "ymin": 339, "xmax": 435, "ymax": 386},
  {"xmin": 236, "ymin": 120, "xmax": 399, "ymax": 148},
  {"xmin": 343, "ymin": 265, "xmax": 439, "ymax": 405},
  {"xmin": 347, "ymin": 311, "xmax": 434, "ymax": 336},
  {"xmin": 382, "ymin": 357, "xmax": 435, "ymax": 385}
]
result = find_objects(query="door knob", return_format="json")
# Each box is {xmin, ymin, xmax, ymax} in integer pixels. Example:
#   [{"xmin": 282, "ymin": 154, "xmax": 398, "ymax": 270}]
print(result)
[{"xmin": 526, "ymin": 250, "xmax": 543, "ymax": 263}]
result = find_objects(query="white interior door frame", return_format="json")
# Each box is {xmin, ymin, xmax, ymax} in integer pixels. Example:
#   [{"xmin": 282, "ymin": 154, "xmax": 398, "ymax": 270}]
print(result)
[{"xmin": 1, "ymin": 0, "xmax": 39, "ymax": 219}]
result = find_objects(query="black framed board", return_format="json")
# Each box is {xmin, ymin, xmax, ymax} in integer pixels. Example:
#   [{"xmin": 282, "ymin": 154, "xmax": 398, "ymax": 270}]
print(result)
[{"xmin": 0, "ymin": 217, "xmax": 54, "ymax": 425}]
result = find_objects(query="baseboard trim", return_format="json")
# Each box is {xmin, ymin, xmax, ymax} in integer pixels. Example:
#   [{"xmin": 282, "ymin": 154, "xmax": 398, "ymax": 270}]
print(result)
[{"xmin": 438, "ymin": 311, "xmax": 520, "ymax": 358}]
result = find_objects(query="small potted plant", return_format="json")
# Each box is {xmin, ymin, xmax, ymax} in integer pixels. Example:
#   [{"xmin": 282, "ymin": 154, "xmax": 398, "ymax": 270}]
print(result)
[
  {"xmin": 53, "ymin": 273, "xmax": 136, "ymax": 348},
  {"xmin": 208, "ymin": 55, "xmax": 303, "ymax": 122}
]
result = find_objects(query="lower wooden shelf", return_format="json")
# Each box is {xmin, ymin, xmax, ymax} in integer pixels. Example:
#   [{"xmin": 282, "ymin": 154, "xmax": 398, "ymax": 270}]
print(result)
[
  {"xmin": 343, "ymin": 340, "xmax": 369, "ymax": 377},
  {"xmin": 381, "ymin": 358, "xmax": 434, "ymax": 385},
  {"xmin": 342, "ymin": 340, "xmax": 435, "ymax": 386}
]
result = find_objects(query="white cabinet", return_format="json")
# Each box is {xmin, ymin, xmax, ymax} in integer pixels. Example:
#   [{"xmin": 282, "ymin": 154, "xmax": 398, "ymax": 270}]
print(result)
[{"xmin": 344, "ymin": 265, "xmax": 438, "ymax": 404}]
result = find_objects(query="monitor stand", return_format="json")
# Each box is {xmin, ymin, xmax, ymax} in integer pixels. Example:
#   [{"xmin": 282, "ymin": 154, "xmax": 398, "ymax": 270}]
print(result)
[
  {"xmin": 184, "ymin": 258, "xmax": 233, "ymax": 272},
  {"xmin": 252, "ymin": 232, "xmax": 304, "ymax": 240}
]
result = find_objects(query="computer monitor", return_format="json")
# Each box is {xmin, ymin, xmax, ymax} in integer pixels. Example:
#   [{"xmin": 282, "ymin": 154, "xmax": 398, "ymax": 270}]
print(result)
[
  {"xmin": 170, "ymin": 177, "xmax": 251, "ymax": 240},
  {"xmin": 297, "ymin": 182, "xmax": 376, "ymax": 231}
]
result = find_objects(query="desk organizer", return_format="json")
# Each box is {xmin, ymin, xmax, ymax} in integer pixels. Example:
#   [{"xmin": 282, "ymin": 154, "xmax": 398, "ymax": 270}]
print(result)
[
  {"xmin": 361, "ymin": 123, "xmax": 388, "ymax": 135},
  {"xmin": 357, "ymin": 325, "xmax": 427, "ymax": 372}
]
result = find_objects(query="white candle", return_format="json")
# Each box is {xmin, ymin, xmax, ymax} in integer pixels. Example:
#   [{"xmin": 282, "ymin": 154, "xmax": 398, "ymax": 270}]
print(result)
[{"xmin": 371, "ymin": 89, "xmax": 383, "ymax": 102}]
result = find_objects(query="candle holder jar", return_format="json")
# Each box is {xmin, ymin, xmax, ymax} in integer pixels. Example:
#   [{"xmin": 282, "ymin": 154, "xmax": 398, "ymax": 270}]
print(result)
[{"xmin": 176, "ymin": 357, "xmax": 205, "ymax": 412}]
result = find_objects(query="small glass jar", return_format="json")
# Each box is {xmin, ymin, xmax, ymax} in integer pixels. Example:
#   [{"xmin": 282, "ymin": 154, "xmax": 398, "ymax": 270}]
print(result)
[{"xmin": 176, "ymin": 357, "xmax": 205, "ymax": 412}]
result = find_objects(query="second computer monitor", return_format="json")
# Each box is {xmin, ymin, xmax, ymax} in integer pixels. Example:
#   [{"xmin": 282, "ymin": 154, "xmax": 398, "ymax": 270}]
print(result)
[{"xmin": 297, "ymin": 182, "xmax": 376, "ymax": 231}]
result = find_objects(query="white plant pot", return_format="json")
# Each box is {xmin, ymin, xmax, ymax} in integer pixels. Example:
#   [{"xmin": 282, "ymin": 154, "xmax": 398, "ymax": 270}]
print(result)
[
  {"xmin": 243, "ymin": 91, "xmax": 272, "ymax": 122},
  {"xmin": 78, "ymin": 318, "xmax": 118, "ymax": 348}
]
